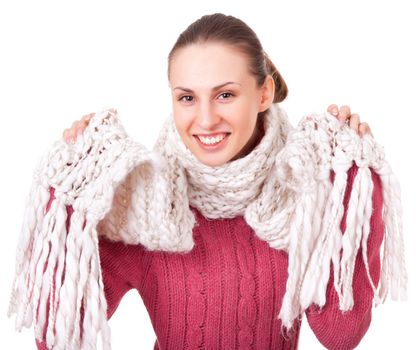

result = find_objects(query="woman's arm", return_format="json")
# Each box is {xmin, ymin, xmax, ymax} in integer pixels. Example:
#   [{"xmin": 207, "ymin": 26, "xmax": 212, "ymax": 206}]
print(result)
[{"xmin": 305, "ymin": 164, "xmax": 384, "ymax": 349}]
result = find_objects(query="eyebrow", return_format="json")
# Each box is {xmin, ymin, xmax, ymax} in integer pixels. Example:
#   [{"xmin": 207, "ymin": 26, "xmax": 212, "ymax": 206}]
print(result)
[{"xmin": 173, "ymin": 81, "xmax": 241, "ymax": 93}]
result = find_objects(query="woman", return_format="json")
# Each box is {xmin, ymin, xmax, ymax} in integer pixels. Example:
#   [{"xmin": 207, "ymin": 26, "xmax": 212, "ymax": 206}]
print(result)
[{"xmin": 9, "ymin": 13, "xmax": 406, "ymax": 350}]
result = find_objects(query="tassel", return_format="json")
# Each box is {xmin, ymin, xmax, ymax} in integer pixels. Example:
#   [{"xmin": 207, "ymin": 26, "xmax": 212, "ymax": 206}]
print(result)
[
  {"xmin": 298, "ymin": 179, "xmax": 332, "ymax": 308},
  {"xmin": 8, "ymin": 176, "xmax": 51, "ymax": 331},
  {"xmin": 45, "ymin": 199, "xmax": 70, "ymax": 347},
  {"xmin": 373, "ymin": 161, "xmax": 408, "ymax": 303},
  {"xmin": 278, "ymin": 194, "xmax": 307, "ymax": 329},
  {"xmin": 360, "ymin": 168, "xmax": 380, "ymax": 303},
  {"xmin": 359, "ymin": 134, "xmax": 408, "ymax": 304},
  {"xmin": 338, "ymin": 166, "xmax": 373, "ymax": 310}
]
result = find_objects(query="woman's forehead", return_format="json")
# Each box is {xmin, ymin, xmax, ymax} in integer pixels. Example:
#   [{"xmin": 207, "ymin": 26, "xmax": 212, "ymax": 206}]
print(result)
[{"xmin": 169, "ymin": 44, "xmax": 253, "ymax": 89}]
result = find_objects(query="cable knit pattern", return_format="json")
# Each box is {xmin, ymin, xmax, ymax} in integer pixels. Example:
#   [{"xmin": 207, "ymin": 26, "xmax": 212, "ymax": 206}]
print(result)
[
  {"xmin": 234, "ymin": 218, "xmax": 257, "ymax": 348},
  {"xmin": 183, "ymin": 222, "xmax": 205, "ymax": 348},
  {"xmin": 9, "ymin": 103, "xmax": 407, "ymax": 349},
  {"xmin": 139, "ymin": 206, "xmax": 302, "ymax": 350}
]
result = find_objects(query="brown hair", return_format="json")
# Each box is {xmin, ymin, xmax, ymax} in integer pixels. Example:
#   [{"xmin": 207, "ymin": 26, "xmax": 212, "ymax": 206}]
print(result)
[{"xmin": 167, "ymin": 12, "xmax": 288, "ymax": 116}]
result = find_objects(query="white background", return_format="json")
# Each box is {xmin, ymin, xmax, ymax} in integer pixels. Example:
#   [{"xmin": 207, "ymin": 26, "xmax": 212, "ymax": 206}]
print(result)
[{"xmin": 1, "ymin": 1, "xmax": 414, "ymax": 349}]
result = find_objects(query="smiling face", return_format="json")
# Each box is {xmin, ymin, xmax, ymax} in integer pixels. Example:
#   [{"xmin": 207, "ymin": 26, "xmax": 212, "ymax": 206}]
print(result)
[{"xmin": 168, "ymin": 42, "xmax": 274, "ymax": 167}]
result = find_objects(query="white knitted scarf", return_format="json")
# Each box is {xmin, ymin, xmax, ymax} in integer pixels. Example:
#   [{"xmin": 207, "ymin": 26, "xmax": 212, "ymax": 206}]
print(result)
[{"xmin": 8, "ymin": 103, "xmax": 407, "ymax": 350}]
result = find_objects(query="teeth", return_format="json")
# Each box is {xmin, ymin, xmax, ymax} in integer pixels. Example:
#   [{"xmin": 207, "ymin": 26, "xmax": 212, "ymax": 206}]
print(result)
[{"xmin": 197, "ymin": 133, "xmax": 226, "ymax": 145}]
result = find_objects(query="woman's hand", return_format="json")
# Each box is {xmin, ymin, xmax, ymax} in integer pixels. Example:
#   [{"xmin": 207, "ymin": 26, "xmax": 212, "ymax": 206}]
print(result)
[
  {"xmin": 327, "ymin": 104, "xmax": 373, "ymax": 137},
  {"xmin": 62, "ymin": 112, "xmax": 95, "ymax": 144}
]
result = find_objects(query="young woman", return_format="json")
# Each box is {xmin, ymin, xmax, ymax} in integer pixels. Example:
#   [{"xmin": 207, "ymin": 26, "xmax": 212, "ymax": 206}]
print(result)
[{"xmin": 9, "ymin": 13, "xmax": 406, "ymax": 350}]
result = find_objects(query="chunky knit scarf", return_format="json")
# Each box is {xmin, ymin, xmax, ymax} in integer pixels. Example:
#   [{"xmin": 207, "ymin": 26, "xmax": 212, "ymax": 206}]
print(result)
[{"xmin": 8, "ymin": 103, "xmax": 407, "ymax": 350}]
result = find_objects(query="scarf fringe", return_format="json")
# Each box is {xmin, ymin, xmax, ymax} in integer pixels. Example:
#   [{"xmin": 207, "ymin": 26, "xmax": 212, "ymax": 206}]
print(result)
[
  {"xmin": 375, "ymin": 162, "xmax": 408, "ymax": 302},
  {"xmin": 8, "ymin": 165, "xmax": 112, "ymax": 349},
  {"xmin": 277, "ymin": 113, "xmax": 407, "ymax": 329}
]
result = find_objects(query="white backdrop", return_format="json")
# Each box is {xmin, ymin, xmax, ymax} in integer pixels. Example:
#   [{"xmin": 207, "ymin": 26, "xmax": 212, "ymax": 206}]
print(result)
[{"xmin": 1, "ymin": 1, "xmax": 414, "ymax": 349}]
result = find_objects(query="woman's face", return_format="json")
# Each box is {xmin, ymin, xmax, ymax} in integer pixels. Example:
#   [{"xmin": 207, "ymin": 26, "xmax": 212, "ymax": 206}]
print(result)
[{"xmin": 169, "ymin": 42, "xmax": 274, "ymax": 167}]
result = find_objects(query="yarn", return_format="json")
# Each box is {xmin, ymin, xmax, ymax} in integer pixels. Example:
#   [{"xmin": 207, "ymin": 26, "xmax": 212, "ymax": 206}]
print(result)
[{"xmin": 8, "ymin": 103, "xmax": 407, "ymax": 349}]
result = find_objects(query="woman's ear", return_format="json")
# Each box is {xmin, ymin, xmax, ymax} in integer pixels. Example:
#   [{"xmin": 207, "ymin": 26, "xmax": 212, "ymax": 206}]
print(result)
[{"xmin": 259, "ymin": 74, "xmax": 275, "ymax": 112}]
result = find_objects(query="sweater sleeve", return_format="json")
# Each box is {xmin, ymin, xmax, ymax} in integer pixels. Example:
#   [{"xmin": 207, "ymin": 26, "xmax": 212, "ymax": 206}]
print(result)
[{"xmin": 305, "ymin": 164, "xmax": 384, "ymax": 350}]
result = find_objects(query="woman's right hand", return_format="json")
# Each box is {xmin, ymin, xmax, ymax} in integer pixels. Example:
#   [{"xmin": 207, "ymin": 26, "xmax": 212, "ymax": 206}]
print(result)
[{"xmin": 62, "ymin": 112, "xmax": 95, "ymax": 144}]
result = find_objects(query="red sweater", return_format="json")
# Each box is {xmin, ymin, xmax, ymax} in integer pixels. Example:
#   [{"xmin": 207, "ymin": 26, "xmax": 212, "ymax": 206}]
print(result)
[{"xmin": 35, "ymin": 164, "xmax": 384, "ymax": 350}]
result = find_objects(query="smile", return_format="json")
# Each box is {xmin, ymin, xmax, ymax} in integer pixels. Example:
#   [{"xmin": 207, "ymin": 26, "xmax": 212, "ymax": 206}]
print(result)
[{"xmin": 193, "ymin": 133, "xmax": 231, "ymax": 150}]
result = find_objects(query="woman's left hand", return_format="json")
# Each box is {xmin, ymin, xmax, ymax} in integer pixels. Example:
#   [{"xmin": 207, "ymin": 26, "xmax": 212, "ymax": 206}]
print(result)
[{"xmin": 327, "ymin": 104, "xmax": 373, "ymax": 137}]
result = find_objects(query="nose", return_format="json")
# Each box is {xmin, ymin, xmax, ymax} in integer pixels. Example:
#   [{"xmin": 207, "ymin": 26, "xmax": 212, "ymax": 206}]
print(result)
[{"xmin": 196, "ymin": 101, "xmax": 221, "ymax": 131}]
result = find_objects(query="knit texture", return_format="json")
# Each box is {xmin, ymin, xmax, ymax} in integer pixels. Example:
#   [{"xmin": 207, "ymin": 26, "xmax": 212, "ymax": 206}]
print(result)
[
  {"xmin": 8, "ymin": 103, "xmax": 407, "ymax": 349},
  {"xmin": 35, "ymin": 163, "xmax": 384, "ymax": 350}
]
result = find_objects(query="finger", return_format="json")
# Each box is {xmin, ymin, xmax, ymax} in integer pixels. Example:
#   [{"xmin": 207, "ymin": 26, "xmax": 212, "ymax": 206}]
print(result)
[
  {"xmin": 358, "ymin": 122, "xmax": 373, "ymax": 137},
  {"xmin": 82, "ymin": 113, "xmax": 94, "ymax": 122},
  {"xmin": 63, "ymin": 128, "xmax": 76, "ymax": 143},
  {"xmin": 327, "ymin": 104, "xmax": 339, "ymax": 116},
  {"xmin": 71, "ymin": 120, "xmax": 80, "ymax": 128},
  {"xmin": 349, "ymin": 113, "xmax": 360, "ymax": 132},
  {"xmin": 75, "ymin": 125, "xmax": 85, "ymax": 137},
  {"xmin": 63, "ymin": 129, "xmax": 70, "ymax": 142},
  {"xmin": 79, "ymin": 119, "xmax": 89, "ymax": 128},
  {"xmin": 338, "ymin": 105, "xmax": 351, "ymax": 126},
  {"xmin": 82, "ymin": 113, "xmax": 95, "ymax": 120},
  {"xmin": 79, "ymin": 122, "xmax": 89, "ymax": 134},
  {"xmin": 68, "ymin": 127, "xmax": 78, "ymax": 141}
]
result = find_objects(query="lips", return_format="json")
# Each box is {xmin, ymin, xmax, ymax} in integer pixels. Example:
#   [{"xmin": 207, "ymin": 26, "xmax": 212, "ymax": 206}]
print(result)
[{"xmin": 193, "ymin": 132, "xmax": 230, "ymax": 137}]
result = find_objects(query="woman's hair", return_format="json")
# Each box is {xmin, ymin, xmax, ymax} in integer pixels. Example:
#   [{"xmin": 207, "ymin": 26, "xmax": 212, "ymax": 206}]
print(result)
[{"xmin": 167, "ymin": 12, "xmax": 288, "ymax": 117}]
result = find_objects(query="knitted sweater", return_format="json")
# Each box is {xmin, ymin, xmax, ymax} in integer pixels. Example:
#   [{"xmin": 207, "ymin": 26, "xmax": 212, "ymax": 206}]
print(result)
[{"xmin": 35, "ymin": 163, "xmax": 384, "ymax": 350}]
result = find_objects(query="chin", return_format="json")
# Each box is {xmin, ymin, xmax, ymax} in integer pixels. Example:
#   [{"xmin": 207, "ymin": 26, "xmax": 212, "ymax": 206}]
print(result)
[
  {"xmin": 185, "ymin": 136, "xmax": 235, "ymax": 167},
  {"xmin": 192, "ymin": 152, "xmax": 231, "ymax": 167}
]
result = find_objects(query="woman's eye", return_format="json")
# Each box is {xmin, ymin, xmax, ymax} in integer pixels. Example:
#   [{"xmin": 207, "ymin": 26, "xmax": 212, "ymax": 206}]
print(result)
[
  {"xmin": 179, "ymin": 95, "xmax": 193, "ymax": 102},
  {"xmin": 219, "ymin": 92, "xmax": 233, "ymax": 99}
]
